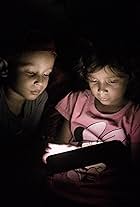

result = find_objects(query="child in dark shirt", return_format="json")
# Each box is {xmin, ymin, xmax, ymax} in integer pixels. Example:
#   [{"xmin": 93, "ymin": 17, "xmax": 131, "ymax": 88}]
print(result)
[{"xmin": 0, "ymin": 31, "xmax": 56, "ymax": 206}]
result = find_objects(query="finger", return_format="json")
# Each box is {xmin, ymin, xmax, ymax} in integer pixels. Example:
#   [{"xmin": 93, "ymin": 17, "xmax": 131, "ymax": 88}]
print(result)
[{"xmin": 42, "ymin": 153, "xmax": 48, "ymax": 164}]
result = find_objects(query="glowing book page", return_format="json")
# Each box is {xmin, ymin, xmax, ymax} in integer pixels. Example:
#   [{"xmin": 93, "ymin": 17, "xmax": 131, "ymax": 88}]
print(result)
[
  {"xmin": 45, "ymin": 140, "xmax": 128, "ymax": 175},
  {"xmin": 46, "ymin": 141, "xmax": 102, "ymax": 156}
]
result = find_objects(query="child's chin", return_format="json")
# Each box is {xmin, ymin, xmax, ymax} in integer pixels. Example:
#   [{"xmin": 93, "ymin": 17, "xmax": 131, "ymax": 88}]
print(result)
[
  {"xmin": 26, "ymin": 94, "xmax": 39, "ymax": 100},
  {"xmin": 99, "ymin": 99, "xmax": 110, "ymax": 105}
]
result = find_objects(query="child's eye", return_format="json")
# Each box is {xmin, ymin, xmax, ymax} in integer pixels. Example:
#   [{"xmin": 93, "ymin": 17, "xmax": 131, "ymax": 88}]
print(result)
[
  {"xmin": 44, "ymin": 73, "xmax": 49, "ymax": 77},
  {"xmin": 108, "ymin": 79, "xmax": 119, "ymax": 84},
  {"xmin": 26, "ymin": 72, "xmax": 36, "ymax": 77},
  {"xmin": 43, "ymin": 73, "xmax": 50, "ymax": 79},
  {"xmin": 88, "ymin": 78, "xmax": 98, "ymax": 83}
]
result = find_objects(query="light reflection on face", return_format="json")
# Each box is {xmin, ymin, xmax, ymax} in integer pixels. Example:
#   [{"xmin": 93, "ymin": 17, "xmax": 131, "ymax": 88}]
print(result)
[
  {"xmin": 88, "ymin": 66, "xmax": 129, "ymax": 107},
  {"xmin": 10, "ymin": 51, "xmax": 55, "ymax": 100}
]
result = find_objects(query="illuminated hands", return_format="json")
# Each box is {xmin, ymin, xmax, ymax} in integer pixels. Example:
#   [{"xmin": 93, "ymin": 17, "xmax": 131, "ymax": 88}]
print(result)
[{"xmin": 42, "ymin": 143, "xmax": 79, "ymax": 164}]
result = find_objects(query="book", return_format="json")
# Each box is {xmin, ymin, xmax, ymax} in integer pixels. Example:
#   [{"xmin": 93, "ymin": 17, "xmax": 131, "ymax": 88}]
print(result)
[{"xmin": 45, "ymin": 140, "xmax": 129, "ymax": 175}]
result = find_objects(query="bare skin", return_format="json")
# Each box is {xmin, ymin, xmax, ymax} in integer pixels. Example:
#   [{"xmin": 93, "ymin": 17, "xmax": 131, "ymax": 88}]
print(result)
[{"xmin": 4, "ymin": 51, "xmax": 55, "ymax": 116}]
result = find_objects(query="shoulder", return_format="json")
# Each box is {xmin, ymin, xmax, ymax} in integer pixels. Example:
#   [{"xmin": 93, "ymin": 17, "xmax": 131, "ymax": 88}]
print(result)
[
  {"xmin": 56, "ymin": 89, "xmax": 91, "ymax": 106},
  {"xmin": 127, "ymin": 101, "xmax": 140, "ymax": 115},
  {"xmin": 0, "ymin": 85, "xmax": 4, "ymax": 99},
  {"xmin": 65, "ymin": 89, "xmax": 91, "ymax": 101},
  {"xmin": 71, "ymin": 89, "xmax": 93, "ymax": 105},
  {"xmin": 126, "ymin": 101, "xmax": 140, "ymax": 128},
  {"xmin": 55, "ymin": 89, "xmax": 93, "ymax": 119},
  {"xmin": 25, "ymin": 90, "xmax": 48, "ymax": 111},
  {"xmin": 24, "ymin": 91, "xmax": 48, "ymax": 119}
]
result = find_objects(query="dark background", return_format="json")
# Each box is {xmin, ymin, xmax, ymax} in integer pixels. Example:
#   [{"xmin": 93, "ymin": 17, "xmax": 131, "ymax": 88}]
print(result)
[
  {"xmin": 0, "ymin": 0, "xmax": 140, "ymax": 53},
  {"xmin": 1, "ymin": 0, "xmax": 140, "ymax": 100}
]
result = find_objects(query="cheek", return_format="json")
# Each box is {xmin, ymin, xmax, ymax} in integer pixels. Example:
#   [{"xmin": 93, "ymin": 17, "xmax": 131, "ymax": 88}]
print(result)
[
  {"xmin": 17, "ymin": 80, "xmax": 30, "ymax": 91},
  {"xmin": 89, "ymin": 86, "xmax": 98, "ymax": 96},
  {"xmin": 110, "ymin": 87, "xmax": 126, "ymax": 98},
  {"xmin": 42, "ymin": 78, "xmax": 49, "ymax": 88},
  {"xmin": 89, "ymin": 84, "xmax": 97, "ymax": 92},
  {"xmin": 15, "ymin": 75, "xmax": 34, "ymax": 90},
  {"xmin": 112, "ymin": 84, "xmax": 127, "ymax": 92},
  {"xmin": 15, "ymin": 74, "xmax": 27, "ymax": 83}
]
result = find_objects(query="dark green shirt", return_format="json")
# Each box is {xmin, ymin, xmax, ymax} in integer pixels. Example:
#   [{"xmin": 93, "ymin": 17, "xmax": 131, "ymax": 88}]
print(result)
[{"xmin": 0, "ymin": 87, "xmax": 48, "ymax": 144}]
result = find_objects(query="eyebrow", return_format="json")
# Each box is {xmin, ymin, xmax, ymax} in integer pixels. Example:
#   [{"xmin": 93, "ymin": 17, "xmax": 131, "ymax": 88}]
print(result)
[
  {"xmin": 18, "ymin": 62, "xmax": 34, "ymax": 67},
  {"xmin": 89, "ymin": 75, "xmax": 120, "ymax": 79},
  {"xmin": 22, "ymin": 66, "xmax": 53, "ymax": 74}
]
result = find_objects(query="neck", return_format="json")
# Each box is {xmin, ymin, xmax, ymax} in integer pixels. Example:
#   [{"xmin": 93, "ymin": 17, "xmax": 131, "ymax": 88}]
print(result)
[
  {"xmin": 4, "ymin": 86, "xmax": 25, "ymax": 116},
  {"xmin": 95, "ymin": 98, "xmax": 128, "ymax": 114}
]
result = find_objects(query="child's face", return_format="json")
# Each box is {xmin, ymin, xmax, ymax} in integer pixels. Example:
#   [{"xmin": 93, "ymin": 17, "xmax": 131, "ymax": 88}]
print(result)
[
  {"xmin": 10, "ymin": 51, "xmax": 55, "ymax": 100},
  {"xmin": 88, "ymin": 66, "xmax": 129, "ymax": 107}
]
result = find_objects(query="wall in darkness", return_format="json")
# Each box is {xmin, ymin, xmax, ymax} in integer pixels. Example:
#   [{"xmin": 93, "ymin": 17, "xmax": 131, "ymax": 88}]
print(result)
[{"xmin": 0, "ymin": 1, "xmax": 140, "ymax": 56}]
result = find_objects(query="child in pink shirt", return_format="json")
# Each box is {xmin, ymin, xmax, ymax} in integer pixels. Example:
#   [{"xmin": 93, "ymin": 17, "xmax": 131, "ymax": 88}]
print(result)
[{"xmin": 43, "ymin": 50, "xmax": 140, "ymax": 206}]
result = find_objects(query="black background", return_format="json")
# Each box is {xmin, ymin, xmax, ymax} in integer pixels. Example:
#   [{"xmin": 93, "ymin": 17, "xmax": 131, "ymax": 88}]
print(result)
[{"xmin": 0, "ymin": 0, "xmax": 140, "ymax": 53}]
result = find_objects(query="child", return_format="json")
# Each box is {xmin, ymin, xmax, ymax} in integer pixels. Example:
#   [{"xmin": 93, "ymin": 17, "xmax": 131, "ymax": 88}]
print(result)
[
  {"xmin": 0, "ymin": 32, "xmax": 56, "ymax": 140},
  {"xmin": 43, "ymin": 49, "xmax": 140, "ymax": 206},
  {"xmin": 0, "ymin": 31, "xmax": 56, "ymax": 206}
]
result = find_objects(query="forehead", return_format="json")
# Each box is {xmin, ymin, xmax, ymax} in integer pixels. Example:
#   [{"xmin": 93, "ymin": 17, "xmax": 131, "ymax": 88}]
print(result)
[
  {"xmin": 89, "ymin": 66, "xmax": 119, "ymax": 78},
  {"xmin": 13, "ymin": 51, "xmax": 55, "ymax": 74},
  {"xmin": 15, "ymin": 51, "xmax": 55, "ymax": 71},
  {"xmin": 19, "ymin": 51, "xmax": 55, "ymax": 62}
]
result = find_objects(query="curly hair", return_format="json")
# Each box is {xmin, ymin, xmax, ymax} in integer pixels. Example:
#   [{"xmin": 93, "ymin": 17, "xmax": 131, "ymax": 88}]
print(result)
[
  {"xmin": 0, "ymin": 30, "xmax": 57, "ymax": 84},
  {"xmin": 74, "ymin": 49, "xmax": 140, "ymax": 103}
]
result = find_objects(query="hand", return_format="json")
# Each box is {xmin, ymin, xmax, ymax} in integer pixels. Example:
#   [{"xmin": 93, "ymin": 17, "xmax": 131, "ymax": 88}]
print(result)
[
  {"xmin": 42, "ymin": 143, "xmax": 78, "ymax": 164},
  {"xmin": 42, "ymin": 143, "xmax": 51, "ymax": 164}
]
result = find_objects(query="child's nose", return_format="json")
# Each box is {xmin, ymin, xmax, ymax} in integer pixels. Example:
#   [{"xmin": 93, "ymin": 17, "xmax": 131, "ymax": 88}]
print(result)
[
  {"xmin": 34, "ymin": 75, "xmax": 45, "ymax": 85},
  {"xmin": 97, "ymin": 82, "xmax": 108, "ymax": 92}
]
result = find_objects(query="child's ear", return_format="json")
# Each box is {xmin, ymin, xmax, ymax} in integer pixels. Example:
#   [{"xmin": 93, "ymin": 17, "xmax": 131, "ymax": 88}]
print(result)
[
  {"xmin": 0, "ymin": 57, "xmax": 8, "ymax": 78},
  {"xmin": 0, "ymin": 57, "xmax": 8, "ymax": 68}
]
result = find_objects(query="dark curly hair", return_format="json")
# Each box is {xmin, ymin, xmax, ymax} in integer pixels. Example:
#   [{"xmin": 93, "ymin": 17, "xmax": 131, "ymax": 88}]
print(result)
[
  {"xmin": 74, "ymin": 49, "xmax": 140, "ymax": 103},
  {"xmin": 0, "ymin": 30, "xmax": 57, "ymax": 84}
]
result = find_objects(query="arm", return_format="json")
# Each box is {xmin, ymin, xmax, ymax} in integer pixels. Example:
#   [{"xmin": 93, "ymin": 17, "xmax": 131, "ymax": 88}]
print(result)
[
  {"xmin": 42, "ymin": 117, "xmax": 73, "ymax": 164},
  {"xmin": 55, "ymin": 118, "xmax": 73, "ymax": 144},
  {"xmin": 130, "ymin": 123, "xmax": 140, "ymax": 172},
  {"xmin": 131, "ymin": 142, "xmax": 140, "ymax": 172},
  {"xmin": 127, "ymin": 107, "xmax": 140, "ymax": 172}
]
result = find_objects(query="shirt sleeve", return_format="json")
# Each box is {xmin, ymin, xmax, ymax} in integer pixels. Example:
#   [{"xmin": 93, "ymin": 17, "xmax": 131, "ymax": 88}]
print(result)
[
  {"xmin": 55, "ymin": 91, "xmax": 80, "ymax": 120},
  {"xmin": 24, "ymin": 90, "xmax": 48, "ymax": 125},
  {"xmin": 129, "ymin": 106, "xmax": 140, "ymax": 165},
  {"xmin": 130, "ymin": 104, "xmax": 140, "ymax": 143}
]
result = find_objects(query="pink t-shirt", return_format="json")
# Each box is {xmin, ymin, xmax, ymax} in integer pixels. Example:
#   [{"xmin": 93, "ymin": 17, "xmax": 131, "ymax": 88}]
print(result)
[
  {"xmin": 56, "ymin": 89, "xmax": 140, "ymax": 145},
  {"xmin": 47, "ymin": 90, "xmax": 140, "ymax": 205}
]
